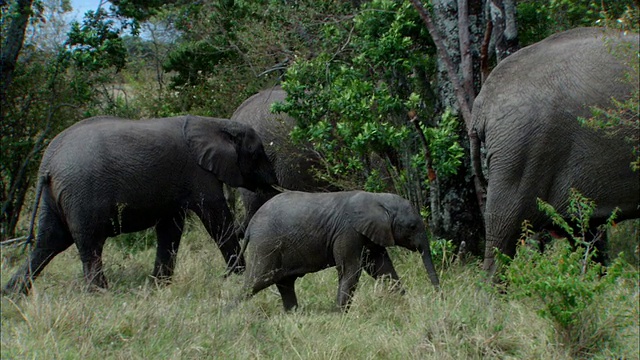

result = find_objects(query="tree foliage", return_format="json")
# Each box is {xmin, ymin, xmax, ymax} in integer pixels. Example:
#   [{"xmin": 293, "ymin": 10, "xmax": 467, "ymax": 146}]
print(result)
[
  {"xmin": 0, "ymin": 0, "xmax": 157, "ymax": 239},
  {"xmin": 516, "ymin": 0, "xmax": 638, "ymax": 45},
  {"xmin": 274, "ymin": 0, "xmax": 463, "ymax": 208},
  {"xmin": 2, "ymin": 0, "xmax": 638, "ymax": 248}
]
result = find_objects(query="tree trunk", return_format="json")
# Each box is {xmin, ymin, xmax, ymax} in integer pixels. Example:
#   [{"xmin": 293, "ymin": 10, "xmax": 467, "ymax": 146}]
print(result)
[
  {"xmin": 417, "ymin": 0, "xmax": 486, "ymax": 255},
  {"xmin": 488, "ymin": 0, "xmax": 520, "ymax": 61},
  {"xmin": 1, "ymin": 0, "xmax": 34, "ymax": 110},
  {"xmin": 2, "ymin": 174, "xmax": 30, "ymax": 240}
]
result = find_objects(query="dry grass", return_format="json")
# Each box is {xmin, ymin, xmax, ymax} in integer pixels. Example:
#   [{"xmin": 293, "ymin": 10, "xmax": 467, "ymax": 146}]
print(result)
[{"xmin": 1, "ymin": 221, "xmax": 638, "ymax": 359}]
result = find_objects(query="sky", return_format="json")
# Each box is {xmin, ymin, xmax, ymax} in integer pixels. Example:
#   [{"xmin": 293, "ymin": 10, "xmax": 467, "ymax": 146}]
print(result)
[{"xmin": 69, "ymin": 0, "xmax": 105, "ymax": 21}]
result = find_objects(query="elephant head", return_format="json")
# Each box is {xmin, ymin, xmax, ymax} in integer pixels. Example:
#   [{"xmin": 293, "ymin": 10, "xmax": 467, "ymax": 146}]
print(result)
[
  {"xmin": 348, "ymin": 192, "xmax": 440, "ymax": 289},
  {"xmin": 183, "ymin": 116, "xmax": 278, "ymax": 192}
]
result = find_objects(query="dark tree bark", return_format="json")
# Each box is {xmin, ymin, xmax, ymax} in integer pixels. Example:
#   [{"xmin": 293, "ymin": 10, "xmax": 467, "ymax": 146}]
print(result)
[
  {"xmin": 1, "ymin": 0, "xmax": 34, "ymax": 109},
  {"xmin": 410, "ymin": 0, "xmax": 486, "ymax": 255},
  {"xmin": 488, "ymin": 0, "xmax": 520, "ymax": 61}
]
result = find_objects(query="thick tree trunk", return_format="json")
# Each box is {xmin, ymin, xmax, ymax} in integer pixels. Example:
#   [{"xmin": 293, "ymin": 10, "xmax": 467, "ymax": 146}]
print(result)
[
  {"xmin": 488, "ymin": 0, "xmax": 520, "ymax": 61},
  {"xmin": 412, "ymin": 0, "xmax": 486, "ymax": 255},
  {"xmin": 1, "ymin": 0, "xmax": 34, "ymax": 108}
]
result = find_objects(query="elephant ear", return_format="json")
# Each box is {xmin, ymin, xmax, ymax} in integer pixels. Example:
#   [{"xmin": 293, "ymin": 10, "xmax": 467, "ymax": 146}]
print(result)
[
  {"xmin": 183, "ymin": 116, "xmax": 244, "ymax": 187},
  {"xmin": 347, "ymin": 192, "xmax": 395, "ymax": 247}
]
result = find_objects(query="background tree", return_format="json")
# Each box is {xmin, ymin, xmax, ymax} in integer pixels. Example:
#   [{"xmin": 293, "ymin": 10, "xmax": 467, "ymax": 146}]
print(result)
[
  {"xmin": 0, "ymin": 0, "xmax": 163, "ymax": 239},
  {"xmin": 2, "ymin": 0, "xmax": 637, "ymax": 255}
]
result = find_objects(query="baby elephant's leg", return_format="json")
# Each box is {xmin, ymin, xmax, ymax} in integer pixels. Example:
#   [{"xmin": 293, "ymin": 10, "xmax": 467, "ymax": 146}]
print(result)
[
  {"xmin": 335, "ymin": 257, "xmax": 363, "ymax": 311},
  {"xmin": 362, "ymin": 247, "xmax": 404, "ymax": 294},
  {"xmin": 275, "ymin": 276, "xmax": 298, "ymax": 311}
]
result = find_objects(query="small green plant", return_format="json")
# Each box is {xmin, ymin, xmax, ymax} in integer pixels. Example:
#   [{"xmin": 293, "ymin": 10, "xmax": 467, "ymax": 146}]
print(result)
[
  {"xmin": 429, "ymin": 238, "xmax": 456, "ymax": 269},
  {"xmin": 111, "ymin": 229, "xmax": 155, "ymax": 254},
  {"xmin": 501, "ymin": 189, "xmax": 636, "ymax": 356}
]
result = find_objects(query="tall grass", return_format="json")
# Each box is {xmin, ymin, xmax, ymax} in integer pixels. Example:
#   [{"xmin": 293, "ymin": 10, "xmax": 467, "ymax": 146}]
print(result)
[{"xmin": 2, "ymin": 219, "xmax": 638, "ymax": 359}]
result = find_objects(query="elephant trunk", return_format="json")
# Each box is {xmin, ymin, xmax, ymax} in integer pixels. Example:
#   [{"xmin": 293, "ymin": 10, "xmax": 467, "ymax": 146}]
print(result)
[{"xmin": 420, "ymin": 245, "xmax": 440, "ymax": 289}]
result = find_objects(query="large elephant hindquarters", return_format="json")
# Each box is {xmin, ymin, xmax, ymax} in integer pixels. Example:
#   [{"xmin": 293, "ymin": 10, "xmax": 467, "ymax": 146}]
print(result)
[
  {"xmin": 231, "ymin": 87, "xmax": 336, "ymax": 229},
  {"xmin": 473, "ymin": 27, "xmax": 640, "ymax": 276}
]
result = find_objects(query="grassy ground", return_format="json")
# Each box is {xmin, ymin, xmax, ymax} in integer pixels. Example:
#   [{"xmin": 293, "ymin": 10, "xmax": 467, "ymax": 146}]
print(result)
[{"xmin": 1, "ymin": 220, "xmax": 638, "ymax": 359}]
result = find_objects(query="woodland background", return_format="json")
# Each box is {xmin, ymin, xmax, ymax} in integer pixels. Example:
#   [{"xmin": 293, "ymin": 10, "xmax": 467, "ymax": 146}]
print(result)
[{"xmin": 1, "ymin": 1, "xmax": 638, "ymax": 358}]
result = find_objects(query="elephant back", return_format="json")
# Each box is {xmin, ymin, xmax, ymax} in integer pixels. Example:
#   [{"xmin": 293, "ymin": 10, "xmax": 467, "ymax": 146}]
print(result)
[
  {"xmin": 473, "ymin": 27, "xmax": 638, "ymax": 137},
  {"xmin": 231, "ymin": 87, "xmax": 333, "ymax": 191}
]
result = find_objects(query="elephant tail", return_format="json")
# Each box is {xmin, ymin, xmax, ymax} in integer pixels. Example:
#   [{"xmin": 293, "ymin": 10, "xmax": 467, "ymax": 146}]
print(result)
[
  {"xmin": 225, "ymin": 232, "xmax": 250, "ymax": 277},
  {"xmin": 24, "ymin": 172, "xmax": 49, "ymax": 247},
  {"xmin": 469, "ymin": 129, "xmax": 487, "ymax": 215}
]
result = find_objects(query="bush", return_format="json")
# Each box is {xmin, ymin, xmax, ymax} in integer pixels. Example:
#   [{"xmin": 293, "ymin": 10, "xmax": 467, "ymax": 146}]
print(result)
[
  {"xmin": 500, "ymin": 190, "xmax": 638, "ymax": 357},
  {"xmin": 111, "ymin": 229, "xmax": 155, "ymax": 254},
  {"xmin": 429, "ymin": 237, "xmax": 456, "ymax": 269}
]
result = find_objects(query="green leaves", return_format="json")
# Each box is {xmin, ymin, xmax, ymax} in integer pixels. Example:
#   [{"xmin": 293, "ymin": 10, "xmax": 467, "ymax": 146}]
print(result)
[
  {"xmin": 502, "ymin": 189, "xmax": 636, "ymax": 355},
  {"xmin": 517, "ymin": 0, "xmax": 638, "ymax": 45},
  {"xmin": 537, "ymin": 188, "xmax": 619, "ymax": 251},
  {"xmin": 275, "ymin": 0, "xmax": 455, "ymax": 198},
  {"xmin": 423, "ymin": 109, "xmax": 464, "ymax": 178},
  {"xmin": 66, "ymin": 9, "xmax": 129, "ymax": 71}
]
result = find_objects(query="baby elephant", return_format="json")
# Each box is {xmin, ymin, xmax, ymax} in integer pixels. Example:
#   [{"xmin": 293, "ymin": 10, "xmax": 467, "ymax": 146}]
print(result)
[{"xmin": 232, "ymin": 190, "xmax": 440, "ymax": 311}]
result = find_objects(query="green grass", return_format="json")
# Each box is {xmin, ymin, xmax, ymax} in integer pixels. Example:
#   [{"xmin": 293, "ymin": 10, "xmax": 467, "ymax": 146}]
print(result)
[{"xmin": 2, "ymin": 220, "xmax": 638, "ymax": 359}]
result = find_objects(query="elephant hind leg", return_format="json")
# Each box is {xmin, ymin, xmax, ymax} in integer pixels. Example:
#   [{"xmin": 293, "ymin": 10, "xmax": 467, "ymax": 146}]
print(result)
[
  {"xmin": 73, "ymin": 232, "xmax": 108, "ymax": 291},
  {"xmin": 2, "ymin": 207, "xmax": 74, "ymax": 295},
  {"xmin": 2, "ymin": 242, "xmax": 74, "ymax": 295},
  {"xmin": 483, "ymin": 191, "xmax": 537, "ymax": 278},
  {"xmin": 153, "ymin": 212, "xmax": 186, "ymax": 284},
  {"xmin": 275, "ymin": 276, "xmax": 298, "ymax": 311}
]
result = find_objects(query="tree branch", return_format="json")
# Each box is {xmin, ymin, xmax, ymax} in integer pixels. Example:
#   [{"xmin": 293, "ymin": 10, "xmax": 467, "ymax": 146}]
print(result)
[
  {"xmin": 1, "ymin": 0, "xmax": 35, "ymax": 108},
  {"xmin": 409, "ymin": 113, "xmax": 436, "ymax": 182},
  {"xmin": 480, "ymin": 20, "xmax": 493, "ymax": 84},
  {"xmin": 457, "ymin": 0, "xmax": 475, "ymax": 106},
  {"xmin": 409, "ymin": 0, "xmax": 473, "ymax": 132}
]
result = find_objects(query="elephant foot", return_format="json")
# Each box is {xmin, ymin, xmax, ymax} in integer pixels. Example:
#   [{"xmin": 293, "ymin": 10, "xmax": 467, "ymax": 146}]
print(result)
[
  {"xmin": 152, "ymin": 274, "xmax": 173, "ymax": 287},
  {"xmin": 84, "ymin": 272, "xmax": 108, "ymax": 292},
  {"xmin": 1, "ymin": 278, "xmax": 30, "ymax": 297},
  {"xmin": 388, "ymin": 279, "xmax": 405, "ymax": 295},
  {"xmin": 2, "ymin": 268, "xmax": 38, "ymax": 297},
  {"xmin": 86, "ymin": 283, "xmax": 109, "ymax": 294}
]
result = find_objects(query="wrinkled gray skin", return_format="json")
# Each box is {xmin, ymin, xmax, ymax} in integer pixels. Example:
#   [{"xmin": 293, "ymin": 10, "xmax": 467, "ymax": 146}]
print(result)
[
  {"xmin": 472, "ymin": 27, "xmax": 640, "ymax": 276},
  {"xmin": 230, "ymin": 87, "xmax": 335, "ymax": 229},
  {"xmin": 235, "ymin": 191, "xmax": 440, "ymax": 311},
  {"xmin": 3, "ymin": 115, "xmax": 277, "ymax": 295}
]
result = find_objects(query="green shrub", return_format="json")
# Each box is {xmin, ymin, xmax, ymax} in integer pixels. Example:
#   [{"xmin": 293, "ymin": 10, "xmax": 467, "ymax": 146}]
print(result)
[
  {"xmin": 111, "ymin": 229, "xmax": 155, "ymax": 254},
  {"xmin": 429, "ymin": 237, "xmax": 456, "ymax": 269},
  {"xmin": 500, "ymin": 189, "xmax": 638, "ymax": 357}
]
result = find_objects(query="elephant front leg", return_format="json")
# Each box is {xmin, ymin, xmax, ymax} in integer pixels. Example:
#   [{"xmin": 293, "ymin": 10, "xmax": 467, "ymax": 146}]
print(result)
[
  {"xmin": 275, "ymin": 276, "xmax": 299, "ymax": 311},
  {"xmin": 335, "ymin": 259, "xmax": 363, "ymax": 312},
  {"xmin": 362, "ymin": 247, "xmax": 404, "ymax": 295},
  {"xmin": 195, "ymin": 199, "xmax": 245, "ymax": 274},
  {"xmin": 153, "ymin": 213, "xmax": 186, "ymax": 284}
]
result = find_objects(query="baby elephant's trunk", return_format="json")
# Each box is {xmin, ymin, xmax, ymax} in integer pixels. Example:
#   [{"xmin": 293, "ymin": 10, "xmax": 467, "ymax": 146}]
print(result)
[{"xmin": 420, "ymin": 246, "xmax": 440, "ymax": 290}]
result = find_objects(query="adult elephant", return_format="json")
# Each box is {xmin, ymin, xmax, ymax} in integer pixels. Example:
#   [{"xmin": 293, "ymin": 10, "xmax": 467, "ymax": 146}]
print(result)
[
  {"xmin": 2, "ymin": 115, "xmax": 277, "ymax": 295},
  {"xmin": 230, "ymin": 87, "xmax": 335, "ymax": 229},
  {"xmin": 232, "ymin": 191, "xmax": 440, "ymax": 311},
  {"xmin": 472, "ymin": 27, "xmax": 640, "ymax": 276}
]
